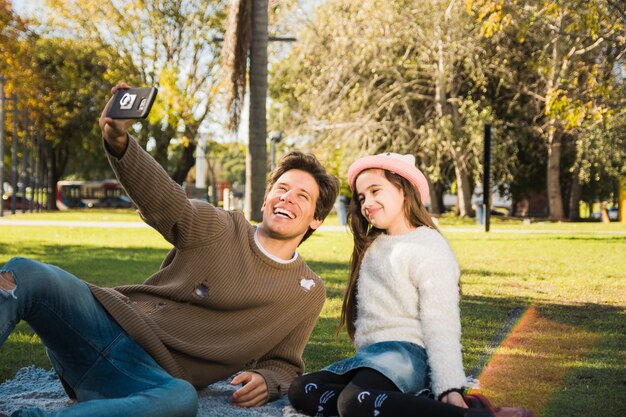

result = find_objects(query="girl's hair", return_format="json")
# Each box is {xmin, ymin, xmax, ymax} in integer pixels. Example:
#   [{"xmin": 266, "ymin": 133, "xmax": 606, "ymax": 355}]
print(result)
[{"xmin": 338, "ymin": 169, "xmax": 439, "ymax": 340}]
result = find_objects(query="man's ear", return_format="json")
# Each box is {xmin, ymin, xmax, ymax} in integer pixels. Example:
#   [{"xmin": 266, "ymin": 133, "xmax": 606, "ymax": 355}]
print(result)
[{"xmin": 309, "ymin": 218, "xmax": 323, "ymax": 231}]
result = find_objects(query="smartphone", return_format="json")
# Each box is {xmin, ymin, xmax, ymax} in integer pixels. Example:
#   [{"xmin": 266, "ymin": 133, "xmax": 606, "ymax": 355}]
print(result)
[{"xmin": 107, "ymin": 87, "xmax": 158, "ymax": 119}]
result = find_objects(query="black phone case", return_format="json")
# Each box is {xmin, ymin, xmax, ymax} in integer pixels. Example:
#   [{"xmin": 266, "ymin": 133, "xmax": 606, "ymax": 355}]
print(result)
[{"xmin": 107, "ymin": 87, "xmax": 158, "ymax": 119}]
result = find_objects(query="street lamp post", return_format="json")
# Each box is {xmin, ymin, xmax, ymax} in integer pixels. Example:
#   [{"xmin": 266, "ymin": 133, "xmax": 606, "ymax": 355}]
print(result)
[
  {"xmin": 0, "ymin": 74, "xmax": 6, "ymax": 217},
  {"xmin": 11, "ymin": 93, "xmax": 18, "ymax": 214},
  {"xmin": 30, "ymin": 126, "xmax": 37, "ymax": 212},
  {"xmin": 483, "ymin": 124, "xmax": 492, "ymax": 232},
  {"xmin": 21, "ymin": 109, "xmax": 29, "ymax": 213},
  {"xmin": 269, "ymin": 130, "xmax": 282, "ymax": 171},
  {"xmin": 35, "ymin": 131, "xmax": 43, "ymax": 211}
]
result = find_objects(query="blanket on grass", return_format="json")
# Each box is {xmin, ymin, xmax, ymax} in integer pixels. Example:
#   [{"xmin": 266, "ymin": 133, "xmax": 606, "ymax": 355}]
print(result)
[{"xmin": 0, "ymin": 367, "xmax": 307, "ymax": 417}]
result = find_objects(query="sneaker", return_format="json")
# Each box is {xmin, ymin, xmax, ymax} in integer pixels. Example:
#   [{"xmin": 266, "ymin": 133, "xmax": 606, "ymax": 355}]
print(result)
[
  {"xmin": 464, "ymin": 393, "xmax": 534, "ymax": 417},
  {"xmin": 465, "ymin": 393, "xmax": 495, "ymax": 409},
  {"xmin": 490, "ymin": 408, "xmax": 534, "ymax": 417}
]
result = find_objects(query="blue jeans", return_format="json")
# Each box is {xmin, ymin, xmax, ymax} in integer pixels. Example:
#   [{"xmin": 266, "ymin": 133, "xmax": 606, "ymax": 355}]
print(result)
[{"xmin": 0, "ymin": 257, "xmax": 198, "ymax": 417}]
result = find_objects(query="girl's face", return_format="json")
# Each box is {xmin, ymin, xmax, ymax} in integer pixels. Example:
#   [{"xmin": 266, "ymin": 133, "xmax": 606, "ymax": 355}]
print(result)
[{"xmin": 355, "ymin": 169, "xmax": 413, "ymax": 235}]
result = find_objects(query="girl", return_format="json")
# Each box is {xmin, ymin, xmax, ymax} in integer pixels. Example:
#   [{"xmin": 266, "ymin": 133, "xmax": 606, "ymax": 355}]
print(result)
[{"xmin": 288, "ymin": 153, "xmax": 532, "ymax": 417}]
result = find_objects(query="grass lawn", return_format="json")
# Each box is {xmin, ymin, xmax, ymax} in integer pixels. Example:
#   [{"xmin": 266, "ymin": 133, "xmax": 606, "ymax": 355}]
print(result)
[{"xmin": 0, "ymin": 210, "xmax": 625, "ymax": 417}]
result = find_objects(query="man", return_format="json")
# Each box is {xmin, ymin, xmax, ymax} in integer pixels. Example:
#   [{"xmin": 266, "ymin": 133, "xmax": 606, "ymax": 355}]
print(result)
[{"xmin": 0, "ymin": 84, "xmax": 339, "ymax": 417}]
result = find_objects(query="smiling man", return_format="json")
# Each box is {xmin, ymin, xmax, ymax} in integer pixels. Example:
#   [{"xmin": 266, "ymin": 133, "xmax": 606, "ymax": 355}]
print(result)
[
  {"xmin": 0, "ymin": 84, "xmax": 338, "ymax": 417},
  {"xmin": 258, "ymin": 167, "xmax": 325, "ymax": 257}
]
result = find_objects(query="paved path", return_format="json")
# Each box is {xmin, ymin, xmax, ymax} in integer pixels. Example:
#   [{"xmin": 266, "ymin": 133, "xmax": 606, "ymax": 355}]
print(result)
[
  {"xmin": 1, "ymin": 218, "xmax": 625, "ymax": 234},
  {"xmin": 0, "ymin": 219, "xmax": 150, "ymax": 228}
]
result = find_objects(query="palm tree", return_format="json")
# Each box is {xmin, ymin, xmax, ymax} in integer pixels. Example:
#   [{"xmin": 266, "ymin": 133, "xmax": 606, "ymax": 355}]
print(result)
[{"xmin": 222, "ymin": 0, "xmax": 268, "ymax": 222}]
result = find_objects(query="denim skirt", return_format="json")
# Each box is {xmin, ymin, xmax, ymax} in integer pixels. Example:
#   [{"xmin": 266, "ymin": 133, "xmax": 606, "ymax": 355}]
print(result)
[{"xmin": 322, "ymin": 340, "xmax": 431, "ymax": 395}]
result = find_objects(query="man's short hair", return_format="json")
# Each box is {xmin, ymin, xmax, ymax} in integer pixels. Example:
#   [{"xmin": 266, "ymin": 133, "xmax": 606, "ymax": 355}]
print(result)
[{"xmin": 266, "ymin": 151, "xmax": 339, "ymax": 243}]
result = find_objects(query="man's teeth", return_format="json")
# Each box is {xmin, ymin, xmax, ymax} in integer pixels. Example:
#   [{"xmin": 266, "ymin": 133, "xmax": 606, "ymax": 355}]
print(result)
[{"xmin": 275, "ymin": 208, "xmax": 294, "ymax": 219}]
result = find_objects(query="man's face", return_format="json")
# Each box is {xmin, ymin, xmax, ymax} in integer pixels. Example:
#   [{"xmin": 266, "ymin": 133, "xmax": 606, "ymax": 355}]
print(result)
[{"xmin": 262, "ymin": 169, "xmax": 322, "ymax": 241}]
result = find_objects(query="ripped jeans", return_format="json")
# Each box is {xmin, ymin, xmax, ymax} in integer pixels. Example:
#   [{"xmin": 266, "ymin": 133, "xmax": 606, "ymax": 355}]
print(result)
[{"xmin": 0, "ymin": 257, "xmax": 198, "ymax": 417}]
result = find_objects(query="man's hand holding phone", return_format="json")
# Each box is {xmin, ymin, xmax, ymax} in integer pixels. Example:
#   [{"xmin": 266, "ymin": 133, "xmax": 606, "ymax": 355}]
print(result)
[
  {"xmin": 107, "ymin": 86, "xmax": 158, "ymax": 119},
  {"xmin": 100, "ymin": 84, "xmax": 157, "ymax": 157}
]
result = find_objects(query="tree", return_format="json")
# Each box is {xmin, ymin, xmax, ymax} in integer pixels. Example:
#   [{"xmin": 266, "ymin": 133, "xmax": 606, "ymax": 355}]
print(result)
[
  {"xmin": 222, "ymin": 0, "xmax": 268, "ymax": 221},
  {"xmin": 270, "ymin": 0, "xmax": 492, "ymax": 215},
  {"xmin": 0, "ymin": 0, "xmax": 29, "ymax": 61},
  {"xmin": 41, "ymin": 0, "xmax": 226, "ymax": 184},
  {"xmin": 212, "ymin": 140, "xmax": 246, "ymax": 186},
  {"xmin": 14, "ymin": 37, "xmax": 134, "ymax": 199},
  {"xmin": 2, "ymin": 4, "xmax": 130, "ymax": 208},
  {"xmin": 573, "ymin": 113, "xmax": 626, "ymax": 218},
  {"xmin": 471, "ymin": 0, "xmax": 626, "ymax": 220},
  {"xmin": 0, "ymin": 0, "xmax": 32, "ymax": 192},
  {"xmin": 412, "ymin": 1, "xmax": 494, "ymax": 216},
  {"xmin": 269, "ymin": 0, "xmax": 623, "ymax": 221}
]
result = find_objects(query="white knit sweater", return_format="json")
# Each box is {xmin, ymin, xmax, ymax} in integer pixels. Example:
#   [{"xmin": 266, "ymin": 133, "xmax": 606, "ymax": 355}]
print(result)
[{"xmin": 354, "ymin": 227, "xmax": 466, "ymax": 397}]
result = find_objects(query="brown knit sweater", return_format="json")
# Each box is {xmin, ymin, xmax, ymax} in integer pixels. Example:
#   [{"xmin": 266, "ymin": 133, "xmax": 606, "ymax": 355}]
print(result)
[{"xmin": 89, "ymin": 137, "xmax": 326, "ymax": 400}]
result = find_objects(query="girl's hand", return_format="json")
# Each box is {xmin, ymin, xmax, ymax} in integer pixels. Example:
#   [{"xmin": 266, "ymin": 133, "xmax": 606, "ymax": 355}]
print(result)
[{"xmin": 440, "ymin": 391, "xmax": 468, "ymax": 408}]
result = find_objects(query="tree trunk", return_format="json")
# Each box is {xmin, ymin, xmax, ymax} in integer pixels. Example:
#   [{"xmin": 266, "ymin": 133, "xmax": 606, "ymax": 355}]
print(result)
[
  {"xmin": 152, "ymin": 135, "xmax": 170, "ymax": 172},
  {"xmin": 546, "ymin": 126, "xmax": 564, "ymax": 220},
  {"xmin": 568, "ymin": 165, "xmax": 582, "ymax": 221},
  {"xmin": 49, "ymin": 142, "xmax": 70, "ymax": 211},
  {"xmin": 47, "ymin": 142, "xmax": 57, "ymax": 211},
  {"xmin": 428, "ymin": 180, "xmax": 445, "ymax": 216},
  {"xmin": 425, "ymin": 175, "xmax": 438, "ymax": 215},
  {"xmin": 449, "ymin": 97, "xmax": 473, "ymax": 217},
  {"xmin": 172, "ymin": 141, "xmax": 197, "ymax": 186},
  {"xmin": 451, "ymin": 150, "xmax": 472, "ymax": 217},
  {"xmin": 543, "ymin": 19, "xmax": 566, "ymax": 221},
  {"xmin": 207, "ymin": 159, "xmax": 217, "ymax": 205},
  {"xmin": 245, "ymin": 0, "xmax": 268, "ymax": 222}
]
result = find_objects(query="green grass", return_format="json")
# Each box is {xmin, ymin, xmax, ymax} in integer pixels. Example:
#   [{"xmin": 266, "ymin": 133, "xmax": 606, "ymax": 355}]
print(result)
[{"xmin": 1, "ymin": 211, "xmax": 625, "ymax": 417}]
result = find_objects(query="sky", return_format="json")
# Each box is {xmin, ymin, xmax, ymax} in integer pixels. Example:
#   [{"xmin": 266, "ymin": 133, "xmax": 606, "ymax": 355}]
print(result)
[{"xmin": 11, "ymin": 0, "xmax": 40, "ymax": 17}]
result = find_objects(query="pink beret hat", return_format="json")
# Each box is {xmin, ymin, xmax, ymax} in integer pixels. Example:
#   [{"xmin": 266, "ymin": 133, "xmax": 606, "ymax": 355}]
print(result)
[{"xmin": 348, "ymin": 152, "xmax": 430, "ymax": 204}]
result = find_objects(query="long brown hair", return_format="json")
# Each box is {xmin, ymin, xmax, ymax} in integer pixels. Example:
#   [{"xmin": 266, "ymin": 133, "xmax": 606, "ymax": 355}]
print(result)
[{"xmin": 338, "ymin": 169, "xmax": 438, "ymax": 340}]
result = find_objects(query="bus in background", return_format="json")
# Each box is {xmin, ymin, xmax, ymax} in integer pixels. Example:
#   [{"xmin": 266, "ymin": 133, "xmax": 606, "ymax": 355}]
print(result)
[{"xmin": 56, "ymin": 180, "xmax": 133, "ymax": 210}]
